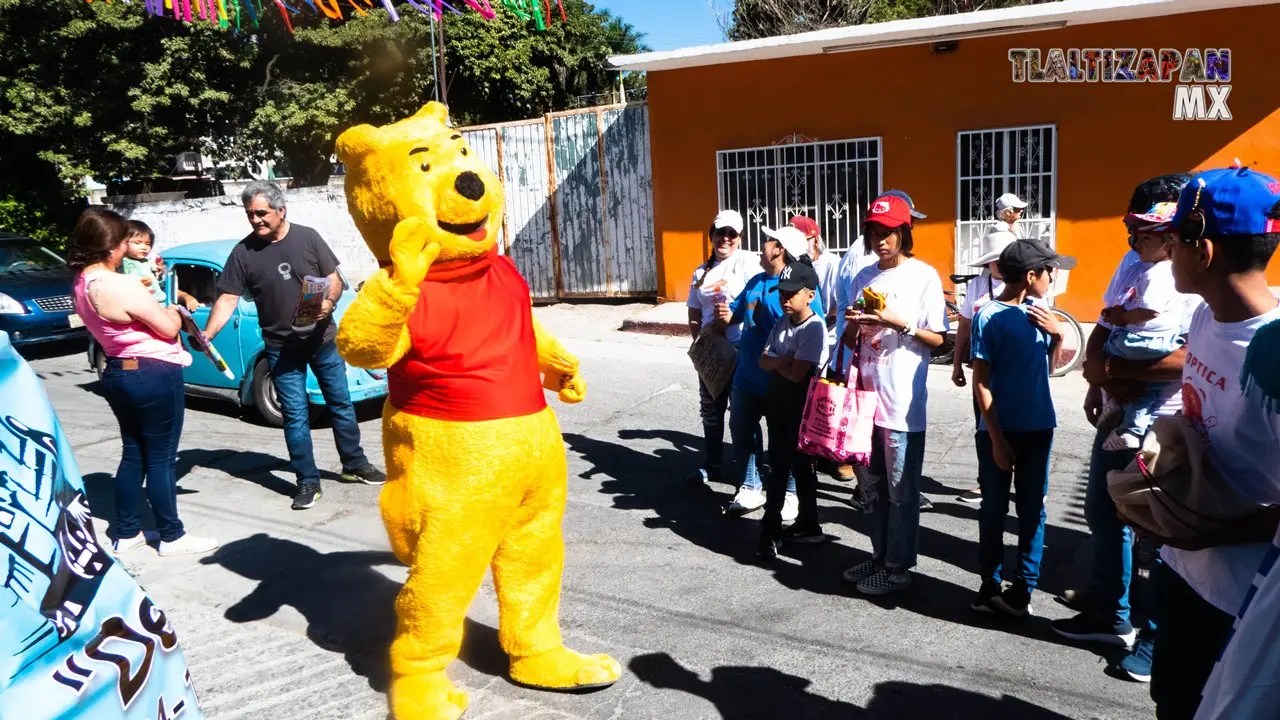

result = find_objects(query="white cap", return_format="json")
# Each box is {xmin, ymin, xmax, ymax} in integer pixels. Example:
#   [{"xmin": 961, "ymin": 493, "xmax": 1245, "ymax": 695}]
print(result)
[
  {"xmin": 761, "ymin": 226, "xmax": 810, "ymax": 260},
  {"xmin": 994, "ymin": 193, "xmax": 1029, "ymax": 215},
  {"xmin": 970, "ymin": 229, "xmax": 1019, "ymax": 266},
  {"xmin": 712, "ymin": 209, "xmax": 744, "ymax": 234}
]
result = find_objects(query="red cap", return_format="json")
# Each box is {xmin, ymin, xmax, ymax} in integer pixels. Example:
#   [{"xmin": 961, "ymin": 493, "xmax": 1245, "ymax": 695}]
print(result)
[
  {"xmin": 864, "ymin": 195, "xmax": 913, "ymax": 229},
  {"xmin": 789, "ymin": 216, "xmax": 821, "ymax": 239}
]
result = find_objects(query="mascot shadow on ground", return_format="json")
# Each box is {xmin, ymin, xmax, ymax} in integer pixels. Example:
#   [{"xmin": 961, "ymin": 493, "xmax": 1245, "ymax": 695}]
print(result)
[{"xmin": 334, "ymin": 102, "xmax": 621, "ymax": 720}]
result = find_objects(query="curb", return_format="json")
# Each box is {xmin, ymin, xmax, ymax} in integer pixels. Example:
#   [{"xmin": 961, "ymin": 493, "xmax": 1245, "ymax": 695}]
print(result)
[{"xmin": 619, "ymin": 319, "xmax": 688, "ymax": 337}]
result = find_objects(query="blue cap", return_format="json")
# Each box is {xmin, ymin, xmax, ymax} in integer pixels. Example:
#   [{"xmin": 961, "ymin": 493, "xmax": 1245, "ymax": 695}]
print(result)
[
  {"xmin": 1171, "ymin": 165, "xmax": 1280, "ymax": 238},
  {"xmin": 881, "ymin": 189, "xmax": 927, "ymax": 219}
]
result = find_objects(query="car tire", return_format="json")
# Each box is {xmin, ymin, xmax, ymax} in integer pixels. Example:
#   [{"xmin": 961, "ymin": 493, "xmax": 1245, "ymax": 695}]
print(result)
[{"xmin": 251, "ymin": 360, "xmax": 285, "ymax": 428}]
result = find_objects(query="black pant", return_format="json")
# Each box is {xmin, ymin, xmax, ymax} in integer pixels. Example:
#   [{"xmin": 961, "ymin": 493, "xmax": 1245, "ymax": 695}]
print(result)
[
  {"xmin": 697, "ymin": 378, "xmax": 730, "ymax": 471},
  {"xmin": 762, "ymin": 373, "xmax": 818, "ymax": 533},
  {"xmin": 1150, "ymin": 563, "xmax": 1235, "ymax": 719}
]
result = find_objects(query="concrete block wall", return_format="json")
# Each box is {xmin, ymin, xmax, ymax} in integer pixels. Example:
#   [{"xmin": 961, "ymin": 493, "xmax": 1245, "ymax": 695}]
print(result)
[{"xmin": 107, "ymin": 183, "xmax": 381, "ymax": 284}]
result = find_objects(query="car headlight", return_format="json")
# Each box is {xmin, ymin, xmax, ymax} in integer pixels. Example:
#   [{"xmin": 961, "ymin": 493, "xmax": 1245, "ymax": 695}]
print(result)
[{"xmin": 0, "ymin": 293, "xmax": 27, "ymax": 315}]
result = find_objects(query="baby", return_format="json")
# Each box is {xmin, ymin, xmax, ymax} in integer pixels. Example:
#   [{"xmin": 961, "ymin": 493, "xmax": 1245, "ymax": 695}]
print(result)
[
  {"xmin": 121, "ymin": 220, "xmax": 198, "ymax": 311},
  {"xmin": 1099, "ymin": 220, "xmax": 1188, "ymax": 450}
]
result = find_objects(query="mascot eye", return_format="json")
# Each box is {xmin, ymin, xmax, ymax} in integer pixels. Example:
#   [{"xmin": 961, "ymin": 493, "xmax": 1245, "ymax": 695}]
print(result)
[
  {"xmin": 460, "ymin": 148, "xmax": 468, "ymax": 157},
  {"xmin": 420, "ymin": 163, "xmax": 431, "ymax": 172}
]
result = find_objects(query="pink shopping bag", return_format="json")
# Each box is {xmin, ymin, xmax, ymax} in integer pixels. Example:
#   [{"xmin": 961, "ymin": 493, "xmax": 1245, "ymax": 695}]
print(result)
[{"xmin": 797, "ymin": 343, "xmax": 877, "ymax": 466}]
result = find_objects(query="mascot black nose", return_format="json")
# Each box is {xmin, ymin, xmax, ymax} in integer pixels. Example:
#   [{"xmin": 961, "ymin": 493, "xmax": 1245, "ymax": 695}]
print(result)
[{"xmin": 454, "ymin": 171, "xmax": 486, "ymax": 201}]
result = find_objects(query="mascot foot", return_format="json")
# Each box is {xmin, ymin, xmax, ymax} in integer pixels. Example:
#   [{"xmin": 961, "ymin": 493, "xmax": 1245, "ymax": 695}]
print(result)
[
  {"xmin": 509, "ymin": 646, "xmax": 622, "ymax": 690},
  {"xmin": 390, "ymin": 671, "xmax": 469, "ymax": 720}
]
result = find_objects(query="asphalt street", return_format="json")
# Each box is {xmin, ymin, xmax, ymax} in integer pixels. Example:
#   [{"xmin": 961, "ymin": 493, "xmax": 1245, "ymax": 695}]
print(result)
[{"xmin": 26, "ymin": 303, "xmax": 1153, "ymax": 720}]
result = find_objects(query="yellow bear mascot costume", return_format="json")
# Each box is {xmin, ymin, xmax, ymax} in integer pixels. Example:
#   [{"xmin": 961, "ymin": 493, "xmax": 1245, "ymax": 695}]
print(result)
[{"xmin": 333, "ymin": 102, "xmax": 621, "ymax": 720}]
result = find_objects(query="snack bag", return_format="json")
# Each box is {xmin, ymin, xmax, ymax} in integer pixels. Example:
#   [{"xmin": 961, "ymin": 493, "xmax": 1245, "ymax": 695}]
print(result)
[
  {"xmin": 861, "ymin": 287, "xmax": 887, "ymax": 312},
  {"xmin": 291, "ymin": 276, "xmax": 330, "ymax": 332}
]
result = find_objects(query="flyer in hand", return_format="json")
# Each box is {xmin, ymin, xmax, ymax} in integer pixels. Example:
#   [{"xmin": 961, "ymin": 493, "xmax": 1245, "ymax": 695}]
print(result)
[
  {"xmin": 291, "ymin": 275, "xmax": 330, "ymax": 332},
  {"xmin": 176, "ymin": 306, "xmax": 234, "ymax": 379},
  {"xmin": 687, "ymin": 325, "xmax": 738, "ymax": 398}
]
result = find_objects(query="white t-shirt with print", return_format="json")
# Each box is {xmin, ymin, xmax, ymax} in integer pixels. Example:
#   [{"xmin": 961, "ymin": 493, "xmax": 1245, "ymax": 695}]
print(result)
[
  {"xmin": 812, "ymin": 251, "xmax": 841, "ymax": 322},
  {"xmin": 765, "ymin": 311, "xmax": 829, "ymax": 370},
  {"xmin": 1161, "ymin": 301, "xmax": 1280, "ymax": 614},
  {"xmin": 840, "ymin": 258, "xmax": 946, "ymax": 433},
  {"xmin": 687, "ymin": 250, "xmax": 759, "ymax": 344},
  {"xmin": 959, "ymin": 269, "xmax": 1006, "ymax": 321},
  {"xmin": 1098, "ymin": 250, "xmax": 1201, "ymax": 417},
  {"xmin": 1110, "ymin": 260, "xmax": 1185, "ymax": 336}
]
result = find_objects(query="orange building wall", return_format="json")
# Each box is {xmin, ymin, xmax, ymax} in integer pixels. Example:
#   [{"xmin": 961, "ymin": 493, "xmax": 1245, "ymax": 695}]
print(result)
[{"xmin": 645, "ymin": 5, "xmax": 1280, "ymax": 319}]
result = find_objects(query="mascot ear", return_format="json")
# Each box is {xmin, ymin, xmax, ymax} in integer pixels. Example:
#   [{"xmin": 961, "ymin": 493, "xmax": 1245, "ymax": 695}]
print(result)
[
  {"xmin": 335, "ymin": 125, "xmax": 378, "ymax": 164},
  {"xmin": 413, "ymin": 102, "xmax": 450, "ymax": 128}
]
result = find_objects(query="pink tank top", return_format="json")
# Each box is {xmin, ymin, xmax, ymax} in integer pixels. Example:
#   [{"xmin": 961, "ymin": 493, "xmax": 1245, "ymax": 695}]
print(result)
[{"xmin": 73, "ymin": 271, "xmax": 192, "ymax": 367}]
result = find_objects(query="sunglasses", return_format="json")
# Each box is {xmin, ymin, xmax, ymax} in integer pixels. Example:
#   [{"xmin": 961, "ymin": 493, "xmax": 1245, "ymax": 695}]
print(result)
[{"xmin": 714, "ymin": 229, "xmax": 740, "ymax": 240}]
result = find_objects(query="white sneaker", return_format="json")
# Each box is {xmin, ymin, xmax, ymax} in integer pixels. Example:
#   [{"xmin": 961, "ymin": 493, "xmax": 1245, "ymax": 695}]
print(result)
[
  {"xmin": 1102, "ymin": 429, "xmax": 1141, "ymax": 452},
  {"xmin": 158, "ymin": 535, "xmax": 220, "ymax": 557},
  {"xmin": 781, "ymin": 492, "xmax": 799, "ymax": 524},
  {"xmin": 112, "ymin": 530, "xmax": 158, "ymax": 554},
  {"xmin": 727, "ymin": 487, "xmax": 766, "ymax": 514}
]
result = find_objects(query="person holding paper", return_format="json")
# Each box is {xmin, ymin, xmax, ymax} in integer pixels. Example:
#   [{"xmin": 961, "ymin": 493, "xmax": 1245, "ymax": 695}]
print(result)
[{"xmin": 205, "ymin": 181, "xmax": 385, "ymax": 511}]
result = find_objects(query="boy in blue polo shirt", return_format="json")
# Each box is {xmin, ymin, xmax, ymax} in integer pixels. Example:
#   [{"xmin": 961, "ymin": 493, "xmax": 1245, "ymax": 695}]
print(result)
[{"xmin": 970, "ymin": 239, "xmax": 1075, "ymax": 617}]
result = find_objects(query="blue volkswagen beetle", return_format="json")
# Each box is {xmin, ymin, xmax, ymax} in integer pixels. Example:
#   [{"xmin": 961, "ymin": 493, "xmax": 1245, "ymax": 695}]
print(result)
[{"xmin": 87, "ymin": 239, "xmax": 388, "ymax": 427}]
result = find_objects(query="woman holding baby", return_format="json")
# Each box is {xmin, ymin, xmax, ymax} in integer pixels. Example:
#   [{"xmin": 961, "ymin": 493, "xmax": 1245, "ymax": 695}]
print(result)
[{"xmin": 69, "ymin": 207, "xmax": 217, "ymax": 557}]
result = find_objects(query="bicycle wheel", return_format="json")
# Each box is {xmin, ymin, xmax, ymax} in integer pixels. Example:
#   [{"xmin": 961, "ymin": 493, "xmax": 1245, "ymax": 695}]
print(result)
[
  {"xmin": 930, "ymin": 300, "xmax": 960, "ymax": 365},
  {"xmin": 1049, "ymin": 307, "xmax": 1085, "ymax": 377}
]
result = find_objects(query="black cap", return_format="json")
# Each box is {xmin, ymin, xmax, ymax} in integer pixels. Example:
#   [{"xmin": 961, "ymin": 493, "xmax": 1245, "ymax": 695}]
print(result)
[
  {"xmin": 997, "ymin": 239, "xmax": 1077, "ymax": 276},
  {"xmin": 777, "ymin": 259, "xmax": 820, "ymax": 292}
]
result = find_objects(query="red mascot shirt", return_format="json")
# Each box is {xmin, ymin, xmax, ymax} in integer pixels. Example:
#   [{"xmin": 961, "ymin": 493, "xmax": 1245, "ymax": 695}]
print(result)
[{"xmin": 388, "ymin": 251, "xmax": 548, "ymax": 421}]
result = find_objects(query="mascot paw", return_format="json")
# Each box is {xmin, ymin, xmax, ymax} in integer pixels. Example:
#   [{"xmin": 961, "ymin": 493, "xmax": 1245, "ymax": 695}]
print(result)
[
  {"xmin": 389, "ymin": 217, "xmax": 441, "ymax": 290},
  {"xmin": 509, "ymin": 646, "xmax": 622, "ymax": 690},
  {"xmin": 557, "ymin": 372, "xmax": 587, "ymax": 404},
  {"xmin": 390, "ymin": 672, "xmax": 469, "ymax": 720}
]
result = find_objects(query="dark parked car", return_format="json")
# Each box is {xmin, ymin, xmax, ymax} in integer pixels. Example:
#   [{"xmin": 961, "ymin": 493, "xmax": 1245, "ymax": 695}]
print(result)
[{"xmin": 0, "ymin": 233, "xmax": 88, "ymax": 347}]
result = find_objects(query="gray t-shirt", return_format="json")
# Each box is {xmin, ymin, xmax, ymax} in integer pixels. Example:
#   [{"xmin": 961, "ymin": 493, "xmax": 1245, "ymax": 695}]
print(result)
[
  {"xmin": 216, "ymin": 224, "xmax": 341, "ymax": 347},
  {"xmin": 764, "ymin": 311, "xmax": 829, "ymax": 369}
]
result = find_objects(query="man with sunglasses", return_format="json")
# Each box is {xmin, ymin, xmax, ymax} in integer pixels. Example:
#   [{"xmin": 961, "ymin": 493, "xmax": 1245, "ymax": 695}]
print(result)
[{"xmin": 206, "ymin": 180, "xmax": 385, "ymax": 511}]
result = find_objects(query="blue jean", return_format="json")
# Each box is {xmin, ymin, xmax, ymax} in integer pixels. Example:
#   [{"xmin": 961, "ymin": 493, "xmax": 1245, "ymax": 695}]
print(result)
[
  {"xmin": 99, "ymin": 357, "xmax": 186, "ymax": 542},
  {"xmin": 264, "ymin": 340, "xmax": 368, "ymax": 486},
  {"xmin": 728, "ymin": 388, "xmax": 793, "ymax": 493},
  {"xmin": 696, "ymin": 378, "xmax": 730, "ymax": 472},
  {"xmin": 861, "ymin": 427, "xmax": 926, "ymax": 571},
  {"xmin": 1085, "ymin": 423, "xmax": 1149, "ymax": 628},
  {"xmin": 976, "ymin": 429, "xmax": 1053, "ymax": 589},
  {"xmin": 1106, "ymin": 329, "xmax": 1182, "ymax": 438}
]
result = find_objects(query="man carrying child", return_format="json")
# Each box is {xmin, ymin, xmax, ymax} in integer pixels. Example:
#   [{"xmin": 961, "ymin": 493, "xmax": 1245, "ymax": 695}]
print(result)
[{"xmin": 969, "ymin": 239, "xmax": 1074, "ymax": 617}]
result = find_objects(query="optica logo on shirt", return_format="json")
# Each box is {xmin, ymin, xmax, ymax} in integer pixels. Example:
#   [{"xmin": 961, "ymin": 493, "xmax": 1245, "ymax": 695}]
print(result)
[{"xmin": 1007, "ymin": 48, "xmax": 1231, "ymax": 121}]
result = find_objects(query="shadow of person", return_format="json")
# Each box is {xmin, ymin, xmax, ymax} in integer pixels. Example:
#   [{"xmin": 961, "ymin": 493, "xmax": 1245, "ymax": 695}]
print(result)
[
  {"xmin": 630, "ymin": 653, "xmax": 1075, "ymax": 719},
  {"xmin": 176, "ymin": 447, "xmax": 342, "ymax": 497},
  {"xmin": 201, "ymin": 534, "xmax": 403, "ymax": 691}
]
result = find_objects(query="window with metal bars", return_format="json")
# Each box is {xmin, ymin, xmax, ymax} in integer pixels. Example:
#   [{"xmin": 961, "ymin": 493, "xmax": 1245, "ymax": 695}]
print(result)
[
  {"xmin": 955, "ymin": 125, "xmax": 1057, "ymax": 271},
  {"xmin": 716, "ymin": 137, "xmax": 883, "ymax": 254}
]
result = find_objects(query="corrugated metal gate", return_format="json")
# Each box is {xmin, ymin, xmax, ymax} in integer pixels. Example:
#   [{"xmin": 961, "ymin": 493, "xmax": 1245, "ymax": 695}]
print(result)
[{"xmin": 459, "ymin": 103, "xmax": 656, "ymax": 301}]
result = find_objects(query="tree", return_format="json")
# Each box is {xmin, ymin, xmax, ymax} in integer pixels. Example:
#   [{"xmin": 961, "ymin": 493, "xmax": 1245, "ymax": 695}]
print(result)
[{"xmin": 719, "ymin": 0, "xmax": 1048, "ymax": 40}]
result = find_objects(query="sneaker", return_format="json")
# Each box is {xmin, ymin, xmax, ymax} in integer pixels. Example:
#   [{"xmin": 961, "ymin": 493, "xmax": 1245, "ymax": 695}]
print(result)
[
  {"xmin": 857, "ymin": 569, "xmax": 912, "ymax": 596},
  {"xmin": 158, "ymin": 534, "xmax": 220, "ymax": 557},
  {"xmin": 956, "ymin": 487, "xmax": 982, "ymax": 504},
  {"xmin": 727, "ymin": 487, "xmax": 766, "ymax": 514},
  {"xmin": 292, "ymin": 483, "xmax": 323, "ymax": 510},
  {"xmin": 780, "ymin": 524, "xmax": 825, "ymax": 544},
  {"xmin": 992, "ymin": 583, "xmax": 1034, "ymax": 618},
  {"xmin": 755, "ymin": 532, "xmax": 780, "ymax": 559},
  {"xmin": 842, "ymin": 561, "xmax": 878, "ymax": 584},
  {"xmin": 1102, "ymin": 430, "xmax": 1141, "ymax": 452},
  {"xmin": 970, "ymin": 582, "xmax": 1001, "ymax": 614},
  {"xmin": 1116, "ymin": 636, "xmax": 1154, "ymax": 682},
  {"xmin": 1051, "ymin": 612, "xmax": 1137, "ymax": 649},
  {"xmin": 835, "ymin": 464, "xmax": 856, "ymax": 482},
  {"xmin": 781, "ymin": 492, "xmax": 799, "ymax": 523},
  {"xmin": 112, "ymin": 530, "xmax": 158, "ymax": 554},
  {"xmin": 1055, "ymin": 588, "xmax": 1093, "ymax": 613},
  {"xmin": 919, "ymin": 495, "xmax": 935, "ymax": 511},
  {"xmin": 341, "ymin": 464, "xmax": 387, "ymax": 485}
]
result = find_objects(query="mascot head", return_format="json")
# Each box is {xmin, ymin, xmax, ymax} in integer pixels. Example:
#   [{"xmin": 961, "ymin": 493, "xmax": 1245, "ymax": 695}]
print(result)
[{"xmin": 336, "ymin": 102, "xmax": 504, "ymax": 264}]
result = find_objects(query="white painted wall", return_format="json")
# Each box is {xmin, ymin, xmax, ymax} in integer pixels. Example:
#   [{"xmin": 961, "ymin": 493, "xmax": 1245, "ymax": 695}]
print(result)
[{"xmin": 107, "ymin": 183, "xmax": 381, "ymax": 283}]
